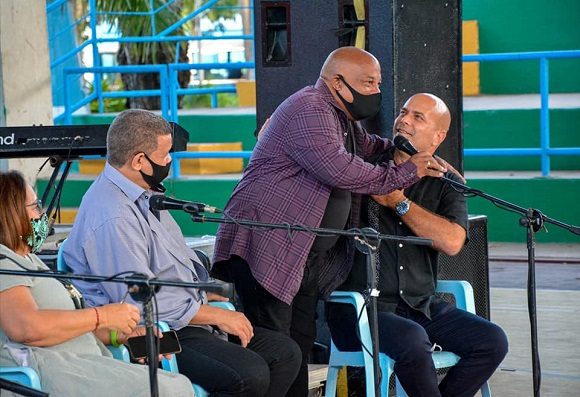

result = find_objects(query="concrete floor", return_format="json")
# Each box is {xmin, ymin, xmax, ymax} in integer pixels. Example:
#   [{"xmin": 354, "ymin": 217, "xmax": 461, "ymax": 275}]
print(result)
[
  {"xmin": 485, "ymin": 288, "xmax": 580, "ymax": 397},
  {"xmin": 481, "ymin": 243, "xmax": 580, "ymax": 397}
]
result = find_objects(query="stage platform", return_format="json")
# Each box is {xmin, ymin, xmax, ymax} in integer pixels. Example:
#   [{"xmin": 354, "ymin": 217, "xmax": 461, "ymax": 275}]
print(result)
[
  {"xmin": 485, "ymin": 287, "xmax": 580, "ymax": 397},
  {"xmin": 485, "ymin": 243, "xmax": 580, "ymax": 396}
]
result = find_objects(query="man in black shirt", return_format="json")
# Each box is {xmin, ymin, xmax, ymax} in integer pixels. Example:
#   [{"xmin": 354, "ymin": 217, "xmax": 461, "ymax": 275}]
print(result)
[{"xmin": 327, "ymin": 93, "xmax": 508, "ymax": 397}]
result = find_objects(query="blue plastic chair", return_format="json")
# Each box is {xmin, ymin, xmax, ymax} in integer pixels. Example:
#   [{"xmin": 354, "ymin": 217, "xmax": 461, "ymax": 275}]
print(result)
[
  {"xmin": 0, "ymin": 366, "xmax": 42, "ymax": 390},
  {"xmin": 56, "ymin": 238, "xmax": 68, "ymax": 272},
  {"xmin": 325, "ymin": 280, "xmax": 492, "ymax": 397}
]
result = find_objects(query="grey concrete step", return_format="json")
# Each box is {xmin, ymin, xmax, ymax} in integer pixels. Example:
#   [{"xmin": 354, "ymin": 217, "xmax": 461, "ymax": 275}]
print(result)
[{"xmin": 464, "ymin": 93, "xmax": 580, "ymax": 110}]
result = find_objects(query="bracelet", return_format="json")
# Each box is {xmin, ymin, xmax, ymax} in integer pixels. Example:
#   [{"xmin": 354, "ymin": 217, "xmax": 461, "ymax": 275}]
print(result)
[
  {"xmin": 93, "ymin": 307, "xmax": 100, "ymax": 331},
  {"xmin": 110, "ymin": 329, "xmax": 121, "ymax": 347}
]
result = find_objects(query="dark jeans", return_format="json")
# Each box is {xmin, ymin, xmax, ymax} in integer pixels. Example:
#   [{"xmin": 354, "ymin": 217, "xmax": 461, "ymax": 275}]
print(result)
[
  {"xmin": 175, "ymin": 325, "xmax": 301, "ymax": 397},
  {"xmin": 225, "ymin": 254, "xmax": 323, "ymax": 397},
  {"xmin": 327, "ymin": 299, "xmax": 508, "ymax": 397}
]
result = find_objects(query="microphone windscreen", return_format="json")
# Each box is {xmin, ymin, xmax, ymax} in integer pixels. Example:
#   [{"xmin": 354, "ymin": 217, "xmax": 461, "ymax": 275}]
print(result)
[
  {"xmin": 149, "ymin": 194, "xmax": 164, "ymax": 210},
  {"xmin": 393, "ymin": 135, "xmax": 418, "ymax": 156}
]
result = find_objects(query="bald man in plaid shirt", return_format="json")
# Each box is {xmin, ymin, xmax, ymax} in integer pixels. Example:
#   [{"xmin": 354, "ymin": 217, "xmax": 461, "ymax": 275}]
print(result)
[{"xmin": 212, "ymin": 46, "xmax": 448, "ymax": 397}]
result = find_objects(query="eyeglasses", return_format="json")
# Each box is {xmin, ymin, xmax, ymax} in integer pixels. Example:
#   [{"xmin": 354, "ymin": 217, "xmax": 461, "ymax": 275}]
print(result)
[{"xmin": 26, "ymin": 199, "xmax": 43, "ymax": 212}]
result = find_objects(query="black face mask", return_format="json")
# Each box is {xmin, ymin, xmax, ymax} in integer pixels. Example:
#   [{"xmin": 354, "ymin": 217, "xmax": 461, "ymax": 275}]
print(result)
[
  {"xmin": 140, "ymin": 152, "xmax": 171, "ymax": 192},
  {"xmin": 335, "ymin": 74, "xmax": 382, "ymax": 120}
]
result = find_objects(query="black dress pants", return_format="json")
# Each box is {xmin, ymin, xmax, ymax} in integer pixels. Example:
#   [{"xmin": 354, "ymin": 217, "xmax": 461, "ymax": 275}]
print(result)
[
  {"xmin": 175, "ymin": 325, "xmax": 300, "ymax": 397},
  {"xmin": 327, "ymin": 299, "xmax": 508, "ymax": 397},
  {"xmin": 225, "ymin": 253, "xmax": 324, "ymax": 397}
]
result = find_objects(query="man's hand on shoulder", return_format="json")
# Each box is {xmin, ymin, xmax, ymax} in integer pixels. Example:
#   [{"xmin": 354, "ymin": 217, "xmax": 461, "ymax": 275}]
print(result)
[{"xmin": 409, "ymin": 152, "xmax": 447, "ymax": 178}]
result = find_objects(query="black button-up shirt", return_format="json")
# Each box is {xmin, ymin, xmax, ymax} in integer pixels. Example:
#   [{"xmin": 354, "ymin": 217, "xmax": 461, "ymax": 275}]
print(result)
[{"xmin": 337, "ymin": 148, "xmax": 468, "ymax": 318}]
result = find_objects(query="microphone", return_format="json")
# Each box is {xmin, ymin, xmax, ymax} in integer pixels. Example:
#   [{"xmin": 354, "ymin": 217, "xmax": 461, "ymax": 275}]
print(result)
[
  {"xmin": 393, "ymin": 134, "xmax": 418, "ymax": 156},
  {"xmin": 394, "ymin": 134, "xmax": 463, "ymax": 184},
  {"xmin": 149, "ymin": 195, "xmax": 222, "ymax": 214}
]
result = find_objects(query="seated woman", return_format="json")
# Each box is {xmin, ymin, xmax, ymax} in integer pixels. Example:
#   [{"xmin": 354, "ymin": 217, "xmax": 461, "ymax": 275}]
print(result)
[{"xmin": 0, "ymin": 170, "xmax": 194, "ymax": 397}]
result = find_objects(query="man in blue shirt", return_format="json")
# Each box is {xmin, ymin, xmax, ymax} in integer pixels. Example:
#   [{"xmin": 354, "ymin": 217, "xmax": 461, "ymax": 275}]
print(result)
[{"xmin": 64, "ymin": 109, "xmax": 301, "ymax": 397}]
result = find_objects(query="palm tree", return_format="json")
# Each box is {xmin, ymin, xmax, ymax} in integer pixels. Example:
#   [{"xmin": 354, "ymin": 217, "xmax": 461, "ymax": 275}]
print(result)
[{"xmin": 96, "ymin": 0, "xmax": 190, "ymax": 110}]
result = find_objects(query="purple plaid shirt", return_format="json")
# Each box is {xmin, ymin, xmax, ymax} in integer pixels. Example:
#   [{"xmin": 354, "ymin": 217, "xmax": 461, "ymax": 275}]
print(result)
[{"xmin": 213, "ymin": 78, "xmax": 419, "ymax": 304}]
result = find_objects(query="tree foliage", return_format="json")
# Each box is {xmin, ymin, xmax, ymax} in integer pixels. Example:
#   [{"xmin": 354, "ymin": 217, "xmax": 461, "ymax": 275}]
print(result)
[{"xmin": 71, "ymin": 0, "xmax": 245, "ymax": 110}]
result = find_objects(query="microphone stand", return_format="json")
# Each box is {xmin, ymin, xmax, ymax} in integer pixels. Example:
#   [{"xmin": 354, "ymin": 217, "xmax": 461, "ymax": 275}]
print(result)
[
  {"xmin": 440, "ymin": 176, "xmax": 580, "ymax": 397},
  {"xmin": 355, "ymin": 228, "xmax": 382, "ymax": 397},
  {"xmin": 125, "ymin": 274, "xmax": 160, "ymax": 397},
  {"xmin": 186, "ymin": 212, "xmax": 433, "ymax": 247},
  {"xmin": 181, "ymin": 210, "xmax": 432, "ymax": 397},
  {"xmin": 0, "ymin": 267, "xmax": 232, "ymax": 397},
  {"xmin": 0, "ymin": 378, "xmax": 48, "ymax": 397}
]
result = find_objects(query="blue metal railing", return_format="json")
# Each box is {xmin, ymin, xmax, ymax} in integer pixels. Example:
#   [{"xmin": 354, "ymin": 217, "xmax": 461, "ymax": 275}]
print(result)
[
  {"xmin": 168, "ymin": 62, "xmax": 255, "ymax": 120},
  {"xmin": 57, "ymin": 61, "xmax": 256, "ymax": 125},
  {"xmin": 463, "ymin": 50, "xmax": 580, "ymax": 176},
  {"xmin": 64, "ymin": 49, "xmax": 580, "ymax": 178},
  {"xmin": 46, "ymin": 1, "xmax": 578, "ymax": 177},
  {"xmin": 163, "ymin": 50, "xmax": 580, "ymax": 178},
  {"xmin": 48, "ymin": 0, "xmax": 254, "ymax": 119},
  {"xmin": 58, "ymin": 65, "xmax": 169, "ymax": 124},
  {"xmin": 170, "ymin": 151, "xmax": 253, "ymax": 178}
]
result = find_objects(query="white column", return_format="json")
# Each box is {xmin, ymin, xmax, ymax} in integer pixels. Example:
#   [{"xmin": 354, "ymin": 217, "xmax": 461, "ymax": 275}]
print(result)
[{"xmin": 0, "ymin": 0, "xmax": 54, "ymax": 183}]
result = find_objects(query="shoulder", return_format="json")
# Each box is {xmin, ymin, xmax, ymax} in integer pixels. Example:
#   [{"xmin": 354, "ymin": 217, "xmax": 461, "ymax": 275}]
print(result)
[
  {"xmin": 70, "ymin": 182, "xmax": 146, "ymax": 251},
  {"xmin": 0, "ymin": 246, "xmax": 47, "ymax": 268},
  {"xmin": 406, "ymin": 175, "xmax": 465, "ymax": 212},
  {"xmin": 280, "ymin": 85, "xmax": 336, "ymax": 117},
  {"xmin": 0, "ymin": 247, "xmax": 35, "ymax": 291},
  {"xmin": 79, "ymin": 177, "xmax": 141, "ymax": 226}
]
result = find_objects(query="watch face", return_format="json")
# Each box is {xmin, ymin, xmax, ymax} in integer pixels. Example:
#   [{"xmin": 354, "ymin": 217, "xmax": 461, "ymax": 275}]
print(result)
[{"xmin": 396, "ymin": 200, "xmax": 410, "ymax": 216}]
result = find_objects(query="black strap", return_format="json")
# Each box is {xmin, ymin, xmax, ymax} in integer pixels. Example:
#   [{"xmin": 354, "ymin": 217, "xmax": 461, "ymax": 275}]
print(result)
[{"xmin": 58, "ymin": 279, "xmax": 86, "ymax": 310}]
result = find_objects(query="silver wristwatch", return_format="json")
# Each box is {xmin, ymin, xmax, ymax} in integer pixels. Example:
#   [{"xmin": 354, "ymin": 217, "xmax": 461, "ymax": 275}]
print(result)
[{"xmin": 394, "ymin": 198, "xmax": 411, "ymax": 217}]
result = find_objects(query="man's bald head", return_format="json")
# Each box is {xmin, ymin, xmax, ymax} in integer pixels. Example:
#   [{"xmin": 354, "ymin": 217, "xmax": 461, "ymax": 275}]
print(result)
[
  {"xmin": 320, "ymin": 47, "xmax": 380, "ymax": 78},
  {"xmin": 319, "ymin": 47, "xmax": 382, "ymax": 120},
  {"xmin": 393, "ymin": 93, "xmax": 452, "ymax": 155},
  {"xmin": 408, "ymin": 93, "xmax": 451, "ymax": 132}
]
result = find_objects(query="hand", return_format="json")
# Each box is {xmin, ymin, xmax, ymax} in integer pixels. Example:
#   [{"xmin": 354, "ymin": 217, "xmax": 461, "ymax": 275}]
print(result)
[
  {"xmin": 434, "ymin": 155, "xmax": 466, "ymax": 183},
  {"xmin": 97, "ymin": 303, "xmax": 140, "ymax": 335},
  {"xmin": 116, "ymin": 325, "xmax": 148, "ymax": 345},
  {"xmin": 372, "ymin": 189, "xmax": 405, "ymax": 209},
  {"xmin": 122, "ymin": 326, "xmax": 171, "ymax": 364},
  {"xmin": 256, "ymin": 117, "xmax": 271, "ymax": 140},
  {"xmin": 207, "ymin": 292, "xmax": 230, "ymax": 302},
  {"xmin": 408, "ymin": 152, "xmax": 446, "ymax": 178},
  {"xmin": 214, "ymin": 309, "xmax": 254, "ymax": 347}
]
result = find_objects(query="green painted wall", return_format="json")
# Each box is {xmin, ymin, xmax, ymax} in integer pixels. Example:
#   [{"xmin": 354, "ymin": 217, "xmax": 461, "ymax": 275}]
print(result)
[
  {"xmin": 38, "ymin": 176, "xmax": 580, "ymax": 243},
  {"xmin": 463, "ymin": 0, "xmax": 580, "ymax": 94},
  {"xmin": 72, "ymin": 113, "xmax": 257, "ymax": 151},
  {"xmin": 464, "ymin": 108, "xmax": 580, "ymax": 170},
  {"xmin": 467, "ymin": 178, "xmax": 580, "ymax": 243},
  {"xmin": 176, "ymin": 114, "xmax": 257, "ymax": 151},
  {"xmin": 72, "ymin": 111, "xmax": 579, "ymax": 172}
]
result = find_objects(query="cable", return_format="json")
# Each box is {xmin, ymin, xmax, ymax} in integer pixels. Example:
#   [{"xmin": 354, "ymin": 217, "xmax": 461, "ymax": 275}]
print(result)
[
  {"xmin": 153, "ymin": 293, "xmax": 161, "ymax": 365},
  {"xmin": 355, "ymin": 291, "xmax": 375, "ymax": 359},
  {"xmin": 219, "ymin": 208, "xmax": 388, "ymax": 246}
]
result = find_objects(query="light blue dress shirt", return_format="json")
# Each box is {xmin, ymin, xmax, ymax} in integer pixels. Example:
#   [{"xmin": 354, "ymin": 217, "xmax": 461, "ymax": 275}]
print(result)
[{"xmin": 64, "ymin": 163, "xmax": 210, "ymax": 330}]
